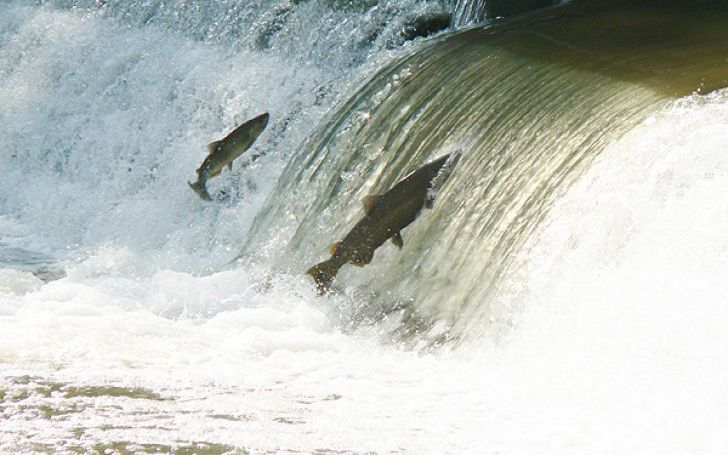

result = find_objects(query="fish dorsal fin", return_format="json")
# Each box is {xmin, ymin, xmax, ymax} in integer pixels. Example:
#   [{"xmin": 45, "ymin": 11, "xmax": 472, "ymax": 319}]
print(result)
[
  {"xmin": 362, "ymin": 194, "xmax": 382, "ymax": 215},
  {"xmin": 391, "ymin": 232, "xmax": 404, "ymax": 249},
  {"xmin": 329, "ymin": 241, "xmax": 342, "ymax": 256},
  {"xmin": 207, "ymin": 140, "xmax": 223, "ymax": 154}
]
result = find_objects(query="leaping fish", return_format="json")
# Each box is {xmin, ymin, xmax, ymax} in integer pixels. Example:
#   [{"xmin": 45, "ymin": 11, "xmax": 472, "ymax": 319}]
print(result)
[
  {"xmin": 306, "ymin": 153, "xmax": 460, "ymax": 294},
  {"xmin": 189, "ymin": 112, "xmax": 269, "ymax": 201}
]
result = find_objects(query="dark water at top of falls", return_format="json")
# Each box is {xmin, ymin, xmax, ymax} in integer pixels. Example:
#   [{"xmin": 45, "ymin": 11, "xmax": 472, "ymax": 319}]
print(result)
[{"xmin": 244, "ymin": 0, "xmax": 728, "ymax": 344}]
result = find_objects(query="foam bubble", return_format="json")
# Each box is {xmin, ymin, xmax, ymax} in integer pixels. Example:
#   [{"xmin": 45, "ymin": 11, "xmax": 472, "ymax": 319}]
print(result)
[{"xmin": 0, "ymin": 269, "xmax": 42, "ymax": 296}]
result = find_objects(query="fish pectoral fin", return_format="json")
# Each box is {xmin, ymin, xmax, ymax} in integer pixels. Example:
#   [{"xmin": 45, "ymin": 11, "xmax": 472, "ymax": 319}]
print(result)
[
  {"xmin": 329, "ymin": 241, "xmax": 342, "ymax": 256},
  {"xmin": 362, "ymin": 194, "xmax": 383, "ymax": 215},
  {"xmin": 391, "ymin": 232, "xmax": 404, "ymax": 249},
  {"xmin": 227, "ymin": 162, "xmax": 233, "ymax": 171},
  {"xmin": 353, "ymin": 249, "xmax": 373, "ymax": 266},
  {"xmin": 360, "ymin": 249, "xmax": 374, "ymax": 265}
]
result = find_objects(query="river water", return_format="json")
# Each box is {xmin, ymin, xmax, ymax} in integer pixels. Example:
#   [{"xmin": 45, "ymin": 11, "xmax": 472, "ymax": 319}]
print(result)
[{"xmin": 2, "ymin": 1, "xmax": 727, "ymax": 453}]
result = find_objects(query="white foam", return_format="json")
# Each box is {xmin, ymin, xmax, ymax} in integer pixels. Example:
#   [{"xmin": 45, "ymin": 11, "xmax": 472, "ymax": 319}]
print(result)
[
  {"xmin": 488, "ymin": 88, "xmax": 728, "ymax": 453},
  {"xmin": 0, "ymin": 269, "xmax": 43, "ymax": 296}
]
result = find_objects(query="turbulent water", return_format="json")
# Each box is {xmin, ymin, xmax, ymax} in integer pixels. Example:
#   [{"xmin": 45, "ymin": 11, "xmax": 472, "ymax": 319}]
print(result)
[
  {"xmin": 246, "ymin": 0, "xmax": 728, "ymax": 342},
  {"xmin": 2, "ymin": 0, "xmax": 728, "ymax": 453}
]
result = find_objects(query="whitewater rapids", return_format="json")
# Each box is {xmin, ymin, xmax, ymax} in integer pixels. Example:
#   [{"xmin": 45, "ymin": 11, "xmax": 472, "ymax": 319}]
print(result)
[
  {"xmin": 1, "ymin": 1, "xmax": 728, "ymax": 453},
  {"xmin": 1, "ymin": 90, "xmax": 726, "ymax": 454}
]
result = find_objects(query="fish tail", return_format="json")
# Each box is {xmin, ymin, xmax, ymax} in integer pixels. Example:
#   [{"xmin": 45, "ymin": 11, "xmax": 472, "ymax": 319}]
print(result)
[
  {"xmin": 306, "ymin": 259, "xmax": 340, "ymax": 295},
  {"xmin": 188, "ymin": 178, "xmax": 212, "ymax": 201}
]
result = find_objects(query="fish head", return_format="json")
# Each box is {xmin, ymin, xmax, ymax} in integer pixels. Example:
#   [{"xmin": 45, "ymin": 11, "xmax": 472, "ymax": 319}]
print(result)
[
  {"xmin": 446, "ymin": 150, "xmax": 461, "ymax": 169},
  {"xmin": 247, "ymin": 112, "xmax": 270, "ymax": 137}
]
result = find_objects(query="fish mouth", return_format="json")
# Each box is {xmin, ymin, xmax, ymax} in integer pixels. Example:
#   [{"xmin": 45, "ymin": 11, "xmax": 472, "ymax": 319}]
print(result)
[
  {"xmin": 446, "ymin": 150, "xmax": 461, "ymax": 167},
  {"xmin": 251, "ymin": 112, "xmax": 270, "ymax": 132}
]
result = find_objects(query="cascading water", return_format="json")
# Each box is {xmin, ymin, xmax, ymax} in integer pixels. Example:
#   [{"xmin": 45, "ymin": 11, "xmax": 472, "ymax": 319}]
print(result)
[
  {"xmin": 450, "ymin": 0, "xmax": 488, "ymax": 25},
  {"xmin": 448, "ymin": 0, "xmax": 561, "ymax": 27},
  {"xmin": 2, "ymin": 0, "xmax": 728, "ymax": 453},
  {"xmin": 0, "ymin": 0, "xmax": 448, "ymax": 271},
  {"xmin": 245, "ymin": 0, "xmax": 728, "ymax": 343}
]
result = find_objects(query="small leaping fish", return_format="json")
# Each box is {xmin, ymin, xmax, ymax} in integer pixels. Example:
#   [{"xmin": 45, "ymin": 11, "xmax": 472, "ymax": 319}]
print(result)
[{"xmin": 189, "ymin": 112, "xmax": 269, "ymax": 201}]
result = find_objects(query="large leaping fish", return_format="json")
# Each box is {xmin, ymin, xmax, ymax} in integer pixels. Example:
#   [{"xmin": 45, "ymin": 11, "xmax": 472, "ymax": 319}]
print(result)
[{"xmin": 306, "ymin": 153, "xmax": 459, "ymax": 294}]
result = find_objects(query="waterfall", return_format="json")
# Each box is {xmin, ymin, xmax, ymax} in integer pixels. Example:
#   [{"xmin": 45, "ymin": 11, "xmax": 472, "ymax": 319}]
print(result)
[
  {"xmin": 244, "ymin": 0, "xmax": 728, "ymax": 342},
  {"xmin": 2, "ymin": 1, "xmax": 728, "ymax": 452},
  {"xmin": 450, "ymin": 0, "xmax": 561, "ymax": 27}
]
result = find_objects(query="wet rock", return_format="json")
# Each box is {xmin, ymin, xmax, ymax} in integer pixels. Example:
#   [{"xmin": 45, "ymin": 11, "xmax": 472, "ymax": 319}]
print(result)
[{"xmin": 401, "ymin": 12, "xmax": 451, "ymax": 41}]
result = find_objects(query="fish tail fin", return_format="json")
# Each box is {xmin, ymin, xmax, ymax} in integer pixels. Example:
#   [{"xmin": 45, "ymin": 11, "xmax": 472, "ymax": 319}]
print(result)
[
  {"xmin": 306, "ymin": 259, "xmax": 340, "ymax": 295},
  {"xmin": 188, "ymin": 179, "xmax": 212, "ymax": 201}
]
